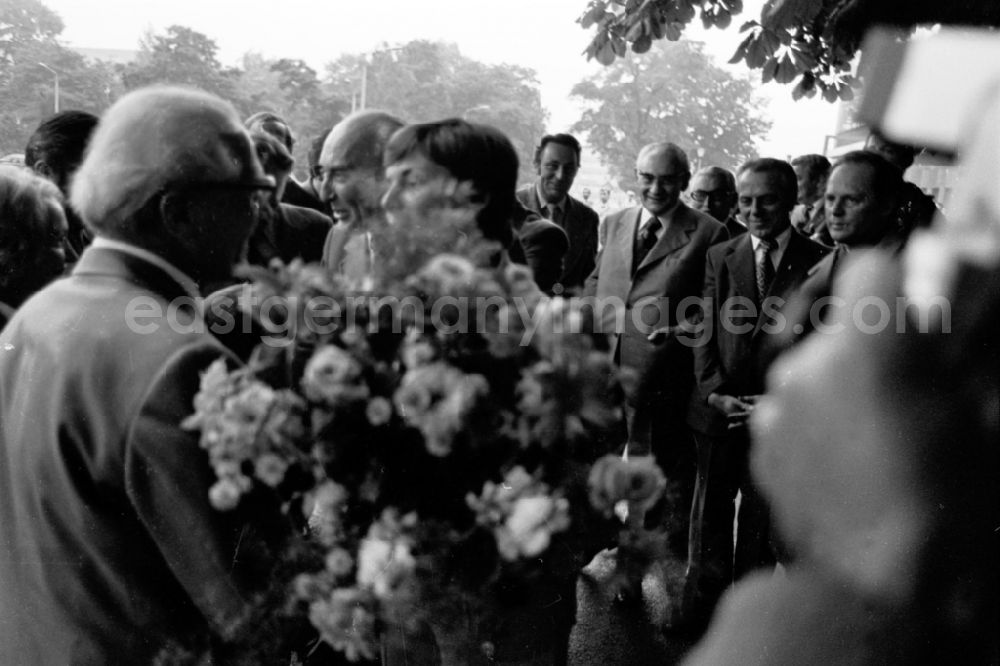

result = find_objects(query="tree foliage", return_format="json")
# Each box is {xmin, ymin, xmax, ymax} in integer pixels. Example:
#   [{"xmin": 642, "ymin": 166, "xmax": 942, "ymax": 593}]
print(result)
[
  {"xmin": 579, "ymin": 0, "xmax": 1000, "ymax": 102},
  {"xmin": 123, "ymin": 25, "xmax": 240, "ymax": 101},
  {"xmin": 323, "ymin": 41, "xmax": 547, "ymax": 183},
  {"xmin": 571, "ymin": 39, "xmax": 769, "ymax": 188},
  {"xmin": 0, "ymin": 0, "xmax": 122, "ymax": 154}
]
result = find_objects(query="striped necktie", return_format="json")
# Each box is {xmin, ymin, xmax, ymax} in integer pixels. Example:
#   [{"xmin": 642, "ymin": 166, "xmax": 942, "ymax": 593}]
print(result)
[{"xmin": 756, "ymin": 237, "xmax": 776, "ymax": 300}]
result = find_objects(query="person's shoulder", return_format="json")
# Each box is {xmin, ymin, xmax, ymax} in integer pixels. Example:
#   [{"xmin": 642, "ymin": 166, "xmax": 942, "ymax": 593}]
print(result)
[
  {"xmin": 568, "ymin": 194, "xmax": 599, "ymax": 220},
  {"xmin": 515, "ymin": 184, "xmax": 535, "ymax": 207},
  {"xmin": 281, "ymin": 202, "xmax": 332, "ymax": 228},
  {"xmin": 790, "ymin": 229, "xmax": 832, "ymax": 261}
]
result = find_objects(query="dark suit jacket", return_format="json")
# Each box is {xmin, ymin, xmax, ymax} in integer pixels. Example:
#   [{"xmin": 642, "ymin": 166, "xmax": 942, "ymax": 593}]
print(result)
[
  {"xmin": 583, "ymin": 203, "xmax": 727, "ymax": 452},
  {"xmin": 517, "ymin": 185, "xmax": 598, "ymax": 292},
  {"xmin": 0, "ymin": 247, "xmax": 289, "ymax": 664},
  {"xmin": 281, "ymin": 178, "xmax": 327, "ymax": 214},
  {"xmin": 688, "ymin": 230, "xmax": 830, "ymax": 435},
  {"xmin": 511, "ymin": 199, "xmax": 569, "ymax": 294},
  {"xmin": 249, "ymin": 202, "xmax": 332, "ymax": 267}
]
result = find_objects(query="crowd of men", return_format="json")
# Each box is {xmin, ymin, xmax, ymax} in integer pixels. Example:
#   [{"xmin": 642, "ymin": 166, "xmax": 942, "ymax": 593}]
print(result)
[{"xmin": 0, "ymin": 83, "xmax": 940, "ymax": 663}]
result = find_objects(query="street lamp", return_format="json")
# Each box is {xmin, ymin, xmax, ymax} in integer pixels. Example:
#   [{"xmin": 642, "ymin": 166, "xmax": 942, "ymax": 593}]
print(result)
[
  {"xmin": 38, "ymin": 62, "xmax": 60, "ymax": 114},
  {"xmin": 355, "ymin": 46, "xmax": 404, "ymax": 112}
]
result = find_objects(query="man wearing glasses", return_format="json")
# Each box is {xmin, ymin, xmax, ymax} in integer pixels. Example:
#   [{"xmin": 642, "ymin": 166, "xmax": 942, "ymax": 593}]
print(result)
[
  {"xmin": 688, "ymin": 165, "xmax": 746, "ymax": 239},
  {"xmin": 0, "ymin": 87, "xmax": 294, "ymax": 664},
  {"xmin": 584, "ymin": 142, "xmax": 726, "ymax": 565}
]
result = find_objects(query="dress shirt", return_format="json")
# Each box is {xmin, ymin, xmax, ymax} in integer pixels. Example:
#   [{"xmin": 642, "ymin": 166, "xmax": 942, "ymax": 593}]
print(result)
[
  {"xmin": 638, "ymin": 202, "xmax": 679, "ymax": 244},
  {"xmin": 749, "ymin": 225, "xmax": 792, "ymax": 272},
  {"xmin": 535, "ymin": 183, "xmax": 567, "ymax": 221}
]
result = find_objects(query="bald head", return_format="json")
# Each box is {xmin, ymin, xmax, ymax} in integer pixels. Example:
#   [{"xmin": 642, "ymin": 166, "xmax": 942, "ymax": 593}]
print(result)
[
  {"xmin": 320, "ymin": 110, "xmax": 404, "ymax": 173},
  {"xmin": 635, "ymin": 142, "xmax": 690, "ymax": 216},
  {"xmin": 318, "ymin": 110, "xmax": 404, "ymax": 227}
]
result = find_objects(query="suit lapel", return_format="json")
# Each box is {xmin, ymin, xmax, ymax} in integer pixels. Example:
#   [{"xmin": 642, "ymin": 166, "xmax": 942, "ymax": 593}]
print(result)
[
  {"xmin": 615, "ymin": 207, "xmax": 641, "ymax": 276},
  {"xmin": 726, "ymin": 235, "xmax": 757, "ymax": 301},
  {"xmin": 634, "ymin": 203, "xmax": 696, "ymax": 275}
]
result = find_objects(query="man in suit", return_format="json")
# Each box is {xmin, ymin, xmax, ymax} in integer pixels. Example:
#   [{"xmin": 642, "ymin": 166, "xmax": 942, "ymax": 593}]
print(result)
[
  {"xmin": 0, "ymin": 87, "xmax": 292, "ymax": 664},
  {"xmin": 688, "ymin": 166, "xmax": 746, "ymax": 239},
  {"xmin": 686, "ymin": 158, "xmax": 829, "ymax": 627},
  {"xmin": 517, "ymin": 133, "xmax": 599, "ymax": 293},
  {"xmin": 318, "ymin": 110, "xmax": 404, "ymax": 280},
  {"xmin": 790, "ymin": 153, "xmax": 832, "ymax": 246},
  {"xmin": 584, "ymin": 142, "xmax": 726, "ymax": 556},
  {"xmin": 791, "ymin": 151, "xmax": 905, "ymax": 341}
]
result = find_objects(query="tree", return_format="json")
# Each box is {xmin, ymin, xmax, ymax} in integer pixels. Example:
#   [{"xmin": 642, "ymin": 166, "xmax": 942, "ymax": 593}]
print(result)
[
  {"xmin": 323, "ymin": 41, "xmax": 546, "ymax": 183},
  {"xmin": 578, "ymin": 0, "xmax": 1000, "ymax": 102},
  {"xmin": 0, "ymin": 0, "xmax": 122, "ymax": 154},
  {"xmin": 122, "ymin": 25, "xmax": 240, "ymax": 101},
  {"xmin": 570, "ymin": 39, "xmax": 769, "ymax": 188}
]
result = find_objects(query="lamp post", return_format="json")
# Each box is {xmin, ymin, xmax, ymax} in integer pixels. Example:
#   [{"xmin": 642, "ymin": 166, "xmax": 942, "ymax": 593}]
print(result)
[
  {"xmin": 357, "ymin": 46, "xmax": 404, "ymax": 111},
  {"xmin": 38, "ymin": 62, "xmax": 60, "ymax": 114}
]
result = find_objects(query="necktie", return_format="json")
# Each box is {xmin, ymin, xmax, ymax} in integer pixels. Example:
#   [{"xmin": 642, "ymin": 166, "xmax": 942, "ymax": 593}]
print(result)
[
  {"xmin": 546, "ymin": 204, "xmax": 562, "ymax": 226},
  {"xmin": 756, "ymin": 237, "xmax": 776, "ymax": 300},
  {"xmin": 632, "ymin": 217, "xmax": 661, "ymax": 275}
]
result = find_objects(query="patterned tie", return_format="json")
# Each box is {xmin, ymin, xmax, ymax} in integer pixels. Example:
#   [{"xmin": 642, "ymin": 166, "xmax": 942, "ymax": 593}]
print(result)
[
  {"xmin": 632, "ymin": 217, "xmax": 661, "ymax": 275},
  {"xmin": 756, "ymin": 237, "xmax": 776, "ymax": 301}
]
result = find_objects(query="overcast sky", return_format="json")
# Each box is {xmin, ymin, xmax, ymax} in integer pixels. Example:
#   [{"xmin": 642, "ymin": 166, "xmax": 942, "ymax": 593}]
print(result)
[{"xmin": 44, "ymin": 0, "xmax": 841, "ymax": 159}]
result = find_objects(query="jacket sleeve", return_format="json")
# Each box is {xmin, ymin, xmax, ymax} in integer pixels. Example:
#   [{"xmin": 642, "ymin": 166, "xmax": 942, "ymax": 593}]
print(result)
[{"xmin": 124, "ymin": 342, "xmax": 292, "ymax": 636}]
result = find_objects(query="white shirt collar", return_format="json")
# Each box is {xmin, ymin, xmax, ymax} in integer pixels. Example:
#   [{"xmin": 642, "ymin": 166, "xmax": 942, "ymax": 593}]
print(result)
[
  {"xmin": 90, "ymin": 237, "xmax": 201, "ymax": 301},
  {"xmin": 749, "ymin": 225, "xmax": 793, "ymax": 266},
  {"xmin": 639, "ymin": 202, "xmax": 679, "ymax": 241}
]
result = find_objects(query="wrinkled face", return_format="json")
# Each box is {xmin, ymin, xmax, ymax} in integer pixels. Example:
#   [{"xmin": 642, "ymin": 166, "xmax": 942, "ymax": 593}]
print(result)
[
  {"xmin": 824, "ymin": 163, "xmax": 891, "ymax": 247},
  {"xmin": 688, "ymin": 172, "xmax": 735, "ymax": 222},
  {"xmin": 636, "ymin": 149, "xmax": 689, "ymax": 217},
  {"xmin": 319, "ymin": 129, "xmax": 384, "ymax": 228},
  {"xmin": 793, "ymin": 163, "xmax": 824, "ymax": 206},
  {"xmin": 536, "ymin": 142, "xmax": 579, "ymax": 204},
  {"xmin": 737, "ymin": 169, "xmax": 792, "ymax": 240},
  {"xmin": 381, "ymin": 152, "xmax": 464, "ymax": 226}
]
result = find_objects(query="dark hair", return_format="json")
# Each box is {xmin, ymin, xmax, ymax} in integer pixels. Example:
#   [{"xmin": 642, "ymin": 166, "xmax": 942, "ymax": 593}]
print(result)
[
  {"xmin": 790, "ymin": 153, "xmax": 831, "ymax": 182},
  {"xmin": 308, "ymin": 128, "xmax": 332, "ymax": 171},
  {"xmin": 0, "ymin": 166, "xmax": 64, "ymax": 307},
  {"xmin": 245, "ymin": 111, "xmax": 294, "ymax": 152},
  {"xmin": 533, "ymin": 133, "xmax": 581, "ymax": 167},
  {"xmin": 831, "ymin": 150, "xmax": 904, "ymax": 204},
  {"xmin": 24, "ymin": 110, "xmax": 99, "ymax": 179},
  {"xmin": 251, "ymin": 131, "xmax": 294, "ymax": 175},
  {"xmin": 737, "ymin": 157, "xmax": 798, "ymax": 208},
  {"xmin": 384, "ymin": 118, "xmax": 517, "ymax": 248}
]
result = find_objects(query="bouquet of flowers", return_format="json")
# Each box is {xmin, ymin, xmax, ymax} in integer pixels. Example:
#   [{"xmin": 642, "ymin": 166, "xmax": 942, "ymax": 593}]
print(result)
[{"xmin": 183, "ymin": 226, "xmax": 672, "ymax": 663}]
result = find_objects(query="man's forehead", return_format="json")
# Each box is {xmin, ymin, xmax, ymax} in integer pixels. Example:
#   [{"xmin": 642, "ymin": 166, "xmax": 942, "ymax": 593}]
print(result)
[
  {"xmin": 830, "ymin": 163, "xmax": 875, "ymax": 189},
  {"xmin": 637, "ymin": 150, "xmax": 684, "ymax": 174},
  {"xmin": 691, "ymin": 173, "xmax": 724, "ymax": 190},
  {"xmin": 319, "ymin": 127, "xmax": 379, "ymax": 171},
  {"xmin": 541, "ymin": 142, "xmax": 577, "ymax": 162},
  {"xmin": 738, "ymin": 170, "xmax": 781, "ymax": 192}
]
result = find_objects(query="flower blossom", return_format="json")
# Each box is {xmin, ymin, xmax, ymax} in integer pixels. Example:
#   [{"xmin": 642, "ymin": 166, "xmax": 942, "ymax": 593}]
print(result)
[
  {"xmin": 588, "ymin": 454, "xmax": 667, "ymax": 517},
  {"xmin": 301, "ymin": 345, "xmax": 370, "ymax": 407}
]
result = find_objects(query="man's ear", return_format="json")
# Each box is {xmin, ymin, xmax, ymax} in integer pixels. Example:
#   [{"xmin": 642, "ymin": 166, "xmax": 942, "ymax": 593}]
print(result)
[
  {"xmin": 158, "ymin": 192, "xmax": 190, "ymax": 239},
  {"xmin": 32, "ymin": 160, "xmax": 55, "ymax": 181}
]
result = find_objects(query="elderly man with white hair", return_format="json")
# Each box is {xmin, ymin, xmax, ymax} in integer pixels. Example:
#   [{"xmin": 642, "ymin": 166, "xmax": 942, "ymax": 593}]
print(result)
[{"xmin": 0, "ymin": 86, "xmax": 293, "ymax": 664}]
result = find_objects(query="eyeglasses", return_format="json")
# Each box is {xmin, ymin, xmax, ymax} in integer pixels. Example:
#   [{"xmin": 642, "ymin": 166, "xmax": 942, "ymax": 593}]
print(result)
[{"xmin": 689, "ymin": 189, "xmax": 732, "ymax": 204}]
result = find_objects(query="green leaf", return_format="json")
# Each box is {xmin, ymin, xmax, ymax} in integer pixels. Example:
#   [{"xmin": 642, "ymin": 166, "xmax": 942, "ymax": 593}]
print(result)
[
  {"xmin": 729, "ymin": 33, "xmax": 753, "ymax": 64},
  {"xmin": 838, "ymin": 84, "xmax": 854, "ymax": 101},
  {"xmin": 650, "ymin": 19, "xmax": 665, "ymax": 39},
  {"xmin": 775, "ymin": 54, "xmax": 798, "ymax": 83},
  {"xmin": 624, "ymin": 18, "xmax": 646, "ymax": 42},
  {"xmin": 596, "ymin": 40, "xmax": 616, "ymax": 66},
  {"xmin": 665, "ymin": 21, "xmax": 683, "ymax": 41},
  {"xmin": 632, "ymin": 34, "xmax": 653, "ymax": 54},
  {"xmin": 611, "ymin": 36, "xmax": 627, "ymax": 57},
  {"xmin": 761, "ymin": 57, "xmax": 778, "ymax": 83},
  {"xmin": 822, "ymin": 83, "xmax": 839, "ymax": 103},
  {"xmin": 716, "ymin": 10, "xmax": 733, "ymax": 29},
  {"xmin": 745, "ymin": 36, "xmax": 769, "ymax": 68}
]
